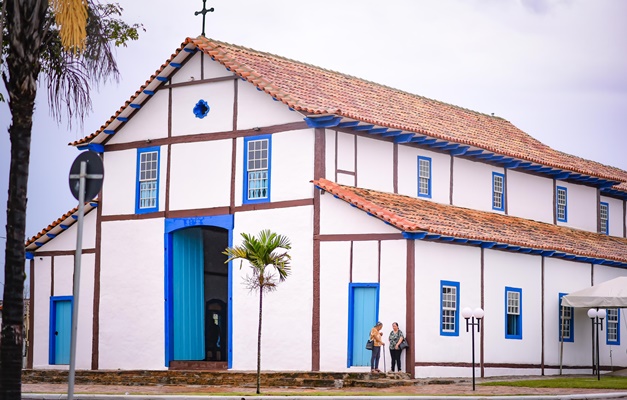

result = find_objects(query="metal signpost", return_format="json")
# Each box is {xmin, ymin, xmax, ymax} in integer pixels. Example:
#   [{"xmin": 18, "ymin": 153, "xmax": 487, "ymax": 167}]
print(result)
[{"xmin": 67, "ymin": 151, "xmax": 104, "ymax": 400}]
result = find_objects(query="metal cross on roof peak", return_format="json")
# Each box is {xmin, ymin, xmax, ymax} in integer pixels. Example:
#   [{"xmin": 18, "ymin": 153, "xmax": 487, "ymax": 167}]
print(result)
[{"xmin": 195, "ymin": 0, "xmax": 214, "ymax": 37}]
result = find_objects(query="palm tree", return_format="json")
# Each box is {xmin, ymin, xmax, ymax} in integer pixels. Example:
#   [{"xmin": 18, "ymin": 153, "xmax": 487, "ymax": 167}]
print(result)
[
  {"xmin": 224, "ymin": 230, "xmax": 291, "ymax": 394},
  {"xmin": 0, "ymin": 2, "xmax": 140, "ymax": 398}
]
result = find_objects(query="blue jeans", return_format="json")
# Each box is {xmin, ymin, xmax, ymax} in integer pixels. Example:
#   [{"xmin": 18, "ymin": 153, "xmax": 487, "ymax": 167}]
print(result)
[{"xmin": 370, "ymin": 346, "xmax": 381, "ymax": 370}]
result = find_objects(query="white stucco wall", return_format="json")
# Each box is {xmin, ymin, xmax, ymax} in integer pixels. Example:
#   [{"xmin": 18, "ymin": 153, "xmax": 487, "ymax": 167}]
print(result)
[
  {"xmin": 324, "ymin": 129, "xmax": 336, "ymax": 180},
  {"xmin": 53, "ymin": 255, "xmax": 75, "ymax": 296},
  {"xmin": 98, "ymin": 218, "xmax": 166, "ymax": 370},
  {"xmin": 231, "ymin": 206, "xmax": 313, "ymax": 371},
  {"xmin": 170, "ymin": 52, "xmax": 201, "ymax": 84},
  {"xmin": 507, "ymin": 170, "xmax": 554, "ymax": 224},
  {"xmin": 356, "ymin": 136, "xmax": 393, "ymax": 193},
  {"xmin": 106, "ymin": 90, "xmax": 169, "ymax": 145},
  {"xmin": 236, "ymin": 80, "xmax": 303, "ymax": 131},
  {"xmin": 271, "ymin": 129, "xmax": 315, "ymax": 202},
  {"xmin": 483, "ymin": 251, "xmax": 542, "ymax": 367},
  {"xmin": 378, "ymin": 240, "xmax": 408, "ymax": 338},
  {"xmin": 556, "ymin": 181, "xmax": 597, "ymax": 232},
  {"xmin": 336, "ymin": 132, "xmax": 355, "ymax": 174},
  {"xmin": 351, "ymin": 241, "xmax": 379, "ymax": 283},
  {"xmin": 32, "ymin": 257, "xmax": 52, "ymax": 368},
  {"xmin": 319, "ymin": 193, "xmax": 400, "ymax": 235},
  {"xmin": 171, "ymin": 81, "xmax": 235, "ymax": 136},
  {"xmin": 202, "ymin": 53, "xmax": 236, "ymax": 81},
  {"xmin": 168, "ymin": 140, "xmax": 232, "ymax": 210},
  {"xmin": 453, "ymin": 158, "xmax": 503, "ymax": 213},
  {"xmin": 101, "ymin": 146, "xmax": 167, "ymax": 216},
  {"xmin": 397, "ymin": 145, "xmax": 451, "ymax": 204},
  {"xmin": 543, "ymin": 258, "xmax": 593, "ymax": 369},
  {"xmin": 412, "ymin": 241, "xmax": 482, "ymax": 378},
  {"xmin": 600, "ymin": 196, "xmax": 625, "ymax": 237},
  {"xmin": 35, "ymin": 209, "xmax": 97, "ymax": 252}
]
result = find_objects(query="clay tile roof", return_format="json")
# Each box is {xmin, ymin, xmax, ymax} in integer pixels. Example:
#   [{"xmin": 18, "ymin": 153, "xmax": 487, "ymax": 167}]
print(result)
[
  {"xmin": 24, "ymin": 201, "xmax": 99, "ymax": 250},
  {"xmin": 71, "ymin": 36, "xmax": 627, "ymax": 193},
  {"xmin": 313, "ymin": 178, "xmax": 627, "ymax": 264}
]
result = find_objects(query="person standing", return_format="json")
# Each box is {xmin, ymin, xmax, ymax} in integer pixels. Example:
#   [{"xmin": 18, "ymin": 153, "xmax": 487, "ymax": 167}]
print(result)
[
  {"xmin": 370, "ymin": 322, "xmax": 384, "ymax": 373},
  {"xmin": 388, "ymin": 322, "xmax": 405, "ymax": 373}
]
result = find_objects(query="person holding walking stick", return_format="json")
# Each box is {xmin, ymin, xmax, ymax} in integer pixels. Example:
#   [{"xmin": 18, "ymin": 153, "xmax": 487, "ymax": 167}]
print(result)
[{"xmin": 369, "ymin": 322, "xmax": 384, "ymax": 373}]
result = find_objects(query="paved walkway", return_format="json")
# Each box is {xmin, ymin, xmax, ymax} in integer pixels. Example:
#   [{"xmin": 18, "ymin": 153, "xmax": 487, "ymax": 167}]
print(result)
[{"xmin": 21, "ymin": 376, "xmax": 627, "ymax": 400}]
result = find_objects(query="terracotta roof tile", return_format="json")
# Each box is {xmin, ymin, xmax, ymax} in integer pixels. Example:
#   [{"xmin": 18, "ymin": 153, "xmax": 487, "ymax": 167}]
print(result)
[
  {"xmin": 313, "ymin": 178, "xmax": 627, "ymax": 264},
  {"xmin": 71, "ymin": 37, "xmax": 627, "ymax": 193}
]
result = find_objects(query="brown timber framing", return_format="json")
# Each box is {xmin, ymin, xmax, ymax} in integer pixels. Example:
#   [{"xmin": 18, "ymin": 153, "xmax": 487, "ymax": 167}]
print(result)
[
  {"xmin": 104, "ymin": 121, "xmax": 308, "ymax": 153},
  {"xmin": 36, "ymin": 248, "xmax": 96, "ymax": 257},
  {"xmin": 406, "ymin": 239, "xmax": 416, "ymax": 379},
  {"xmin": 312, "ymin": 127, "xmax": 325, "ymax": 371},
  {"xmin": 92, "ymin": 181, "xmax": 104, "ymax": 370},
  {"xmin": 27, "ymin": 258, "xmax": 35, "ymax": 368}
]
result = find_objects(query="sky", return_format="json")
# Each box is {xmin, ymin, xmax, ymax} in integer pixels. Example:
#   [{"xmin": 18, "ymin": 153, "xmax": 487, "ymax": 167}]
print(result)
[{"xmin": 1, "ymin": 0, "xmax": 626, "ymax": 294}]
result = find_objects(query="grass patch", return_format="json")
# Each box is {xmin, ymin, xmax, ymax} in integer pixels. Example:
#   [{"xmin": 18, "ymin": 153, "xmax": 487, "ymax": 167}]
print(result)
[{"xmin": 482, "ymin": 376, "xmax": 627, "ymax": 390}]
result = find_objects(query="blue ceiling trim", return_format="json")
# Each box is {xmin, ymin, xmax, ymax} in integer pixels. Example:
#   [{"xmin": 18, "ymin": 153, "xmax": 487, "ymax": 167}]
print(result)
[
  {"xmin": 143, "ymin": 90, "xmax": 155, "ymax": 96},
  {"xmin": 156, "ymin": 76, "xmax": 168, "ymax": 82},
  {"xmin": 496, "ymin": 157, "xmax": 514, "ymax": 164},
  {"xmin": 481, "ymin": 242, "xmax": 496, "ymax": 249},
  {"xmin": 529, "ymin": 249, "xmax": 544, "ymax": 255},
  {"xmin": 544, "ymin": 169, "xmax": 562, "ymax": 176},
  {"xmin": 440, "ymin": 236, "xmax": 455, "ymax": 242},
  {"xmin": 464, "ymin": 150, "xmax": 484, "ymax": 157},
  {"xmin": 46, "ymin": 233, "xmax": 56, "ymax": 238},
  {"xmin": 504, "ymin": 160, "xmax": 521, "ymax": 169},
  {"xmin": 304, "ymin": 116, "xmax": 341, "ymax": 128},
  {"xmin": 517, "ymin": 162, "xmax": 532, "ymax": 168},
  {"xmin": 524, "ymin": 165, "xmax": 543, "ymax": 171},
  {"xmin": 542, "ymin": 250, "xmax": 555, "ymax": 256},
  {"xmin": 494, "ymin": 244, "xmax": 509, "ymax": 249},
  {"xmin": 26, "ymin": 252, "xmax": 34, "ymax": 260},
  {"xmin": 71, "ymin": 215, "xmax": 78, "ymax": 220},
  {"xmin": 419, "ymin": 138, "xmax": 438, "ymax": 145},
  {"xmin": 537, "ymin": 167, "xmax": 552, "ymax": 173},
  {"xmin": 487, "ymin": 155, "xmax": 505, "ymax": 162},
  {"xmin": 116, "ymin": 117, "xmax": 128, "ymax": 122},
  {"xmin": 129, "ymin": 104, "xmax": 141, "ymax": 109},
  {"xmin": 170, "ymin": 62, "xmax": 182, "ymax": 68},
  {"xmin": 338, "ymin": 121, "xmax": 360, "ymax": 128},
  {"xmin": 425, "ymin": 234, "xmax": 441, "ymax": 240},
  {"xmin": 104, "ymin": 129, "xmax": 115, "ymax": 135},
  {"xmin": 599, "ymin": 180, "xmax": 620, "ymax": 188},
  {"xmin": 35, "ymin": 242, "xmax": 43, "ymax": 247},
  {"xmin": 368, "ymin": 128, "xmax": 389, "ymax": 135},
  {"xmin": 428, "ymin": 141, "xmax": 450, "ymax": 148},
  {"xmin": 474, "ymin": 153, "xmax": 495, "ymax": 159},
  {"xmin": 468, "ymin": 240, "xmax": 482, "ymax": 245},
  {"xmin": 352, "ymin": 124, "xmax": 375, "ymax": 131},
  {"xmin": 555, "ymin": 172, "xmax": 570, "ymax": 179},
  {"xmin": 519, "ymin": 248, "xmax": 533, "ymax": 253},
  {"xmin": 60, "ymin": 224, "xmax": 69, "ymax": 230},
  {"xmin": 366, "ymin": 212, "xmax": 375, "ymax": 217},
  {"xmin": 507, "ymin": 246, "xmax": 521, "ymax": 251},
  {"xmin": 553, "ymin": 252, "xmax": 566, "ymax": 258},
  {"xmin": 381, "ymin": 130, "xmax": 403, "ymax": 137},
  {"xmin": 394, "ymin": 134, "xmax": 414, "ymax": 143},
  {"xmin": 183, "ymin": 48, "xmax": 196, "ymax": 53},
  {"xmin": 410, "ymin": 136, "xmax": 428, "ymax": 143},
  {"xmin": 453, "ymin": 238, "xmax": 469, "ymax": 243},
  {"xmin": 450, "ymin": 146, "xmax": 469, "ymax": 155},
  {"xmin": 77, "ymin": 143, "xmax": 104, "ymax": 153},
  {"xmin": 569, "ymin": 173, "xmax": 582, "ymax": 180},
  {"xmin": 90, "ymin": 202, "xmax": 98, "ymax": 207},
  {"xmin": 403, "ymin": 232, "xmax": 428, "ymax": 239}
]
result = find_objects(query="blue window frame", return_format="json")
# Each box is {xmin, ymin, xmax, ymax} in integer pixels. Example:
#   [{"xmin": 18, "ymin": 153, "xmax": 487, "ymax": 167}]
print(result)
[
  {"xmin": 417, "ymin": 156, "xmax": 432, "ymax": 198},
  {"xmin": 440, "ymin": 280, "xmax": 459, "ymax": 336},
  {"xmin": 243, "ymin": 135, "xmax": 271, "ymax": 204},
  {"xmin": 558, "ymin": 293, "xmax": 574, "ymax": 342},
  {"xmin": 135, "ymin": 146, "xmax": 160, "ymax": 214},
  {"xmin": 492, "ymin": 172, "xmax": 505, "ymax": 211},
  {"xmin": 556, "ymin": 186, "xmax": 567, "ymax": 222},
  {"xmin": 600, "ymin": 202, "xmax": 609, "ymax": 234},
  {"xmin": 505, "ymin": 287, "xmax": 522, "ymax": 339},
  {"xmin": 607, "ymin": 309, "xmax": 620, "ymax": 345}
]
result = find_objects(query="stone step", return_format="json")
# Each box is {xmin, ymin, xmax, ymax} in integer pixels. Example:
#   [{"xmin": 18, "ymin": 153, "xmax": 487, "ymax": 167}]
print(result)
[{"xmin": 22, "ymin": 369, "xmax": 417, "ymax": 389}]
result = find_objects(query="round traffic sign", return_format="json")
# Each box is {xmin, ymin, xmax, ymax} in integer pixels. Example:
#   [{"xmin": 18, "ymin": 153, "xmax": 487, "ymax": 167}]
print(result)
[{"xmin": 69, "ymin": 151, "xmax": 104, "ymax": 201}]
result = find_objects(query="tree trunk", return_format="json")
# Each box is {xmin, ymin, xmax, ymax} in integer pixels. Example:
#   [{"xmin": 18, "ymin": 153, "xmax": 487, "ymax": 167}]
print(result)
[
  {"xmin": 1, "ymin": 1, "xmax": 48, "ymax": 399},
  {"xmin": 256, "ymin": 289, "xmax": 263, "ymax": 394}
]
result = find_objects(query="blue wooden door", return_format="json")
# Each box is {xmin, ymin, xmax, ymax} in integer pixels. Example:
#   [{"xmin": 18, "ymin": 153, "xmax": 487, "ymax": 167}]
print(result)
[
  {"xmin": 173, "ymin": 228, "xmax": 205, "ymax": 360},
  {"xmin": 349, "ymin": 284, "xmax": 378, "ymax": 366},
  {"xmin": 52, "ymin": 298, "xmax": 72, "ymax": 364}
]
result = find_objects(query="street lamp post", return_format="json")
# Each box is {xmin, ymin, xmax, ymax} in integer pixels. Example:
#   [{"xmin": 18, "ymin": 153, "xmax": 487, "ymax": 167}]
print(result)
[
  {"xmin": 462, "ymin": 307, "xmax": 484, "ymax": 391},
  {"xmin": 587, "ymin": 308, "xmax": 606, "ymax": 381}
]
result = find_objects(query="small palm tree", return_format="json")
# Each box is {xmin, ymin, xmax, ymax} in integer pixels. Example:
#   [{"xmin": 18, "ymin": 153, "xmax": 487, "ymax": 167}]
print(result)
[{"xmin": 224, "ymin": 229, "xmax": 291, "ymax": 394}]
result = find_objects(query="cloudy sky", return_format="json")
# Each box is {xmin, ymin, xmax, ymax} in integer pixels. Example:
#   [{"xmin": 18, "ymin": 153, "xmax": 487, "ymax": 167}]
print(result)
[{"xmin": 1, "ymin": 0, "xmax": 626, "ymax": 291}]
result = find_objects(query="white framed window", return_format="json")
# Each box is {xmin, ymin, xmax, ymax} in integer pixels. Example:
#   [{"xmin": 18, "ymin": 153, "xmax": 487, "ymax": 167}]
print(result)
[
  {"xmin": 418, "ymin": 156, "xmax": 432, "ymax": 198},
  {"xmin": 244, "ymin": 135, "xmax": 271, "ymax": 203},
  {"xmin": 505, "ymin": 287, "xmax": 522, "ymax": 339},
  {"xmin": 440, "ymin": 281, "xmax": 459, "ymax": 336},
  {"xmin": 136, "ymin": 147, "xmax": 160, "ymax": 214},
  {"xmin": 558, "ymin": 293, "xmax": 574, "ymax": 342},
  {"xmin": 607, "ymin": 309, "xmax": 620, "ymax": 345},
  {"xmin": 492, "ymin": 172, "xmax": 505, "ymax": 211},
  {"xmin": 600, "ymin": 202, "xmax": 609, "ymax": 234},
  {"xmin": 556, "ymin": 186, "xmax": 567, "ymax": 222}
]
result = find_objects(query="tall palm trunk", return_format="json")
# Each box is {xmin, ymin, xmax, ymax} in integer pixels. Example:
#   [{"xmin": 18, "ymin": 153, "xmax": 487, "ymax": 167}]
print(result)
[
  {"xmin": 1, "ymin": 1, "xmax": 48, "ymax": 399},
  {"xmin": 256, "ymin": 289, "xmax": 263, "ymax": 394}
]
